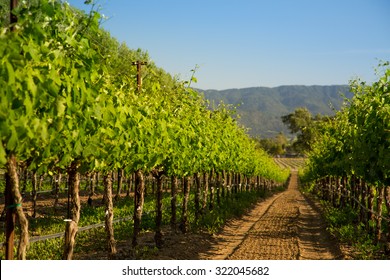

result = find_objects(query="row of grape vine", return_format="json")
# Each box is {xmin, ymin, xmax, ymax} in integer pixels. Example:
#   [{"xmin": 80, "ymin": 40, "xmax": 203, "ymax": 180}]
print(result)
[
  {"xmin": 0, "ymin": 0, "xmax": 289, "ymax": 259},
  {"xmin": 273, "ymin": 157, "xmax": 306, "ymax": 170},
  {"xmin": 302, "ymin": 63, "xmax": 390, "ymax": 256}
]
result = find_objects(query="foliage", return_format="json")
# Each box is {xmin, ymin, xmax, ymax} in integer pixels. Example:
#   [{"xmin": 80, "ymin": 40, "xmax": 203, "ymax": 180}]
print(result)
[
  {"xmin": 281, "ymin": 107, "xmax": 327, "ymax": 154},
  {"xmin": 301, "ymin": 63, "xmax": 390, "ymax": 259},
  {"xmin": 256, "ymin": 132, "xmax": 288, "ymax": 156},
  {"xmin": 282, "ymin": 107, "xmax": 312, "ymax": 134},
  {"xmin": 304, "ymin": 63, "xmax": 390, "ymax": 184},
  {"xmin": 0, "ymin": 0, "xmax": 288, "ymax": 181},
  {"xmin": 202, "ymin": 85, "xmax": 353, "ymax": 138},
  {"xmin": 0, "ymin": 0, "xmax": 290, "ymax": 260},
  {"xmin": 322, "ymin": 202, "xmax": 383, "ymax": 259}
]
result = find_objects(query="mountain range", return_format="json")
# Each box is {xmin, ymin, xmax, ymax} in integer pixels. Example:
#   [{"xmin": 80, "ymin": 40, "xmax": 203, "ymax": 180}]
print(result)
[{"xmin": 199, "ymin": 85, "xmax": 353, "ymax": 138}]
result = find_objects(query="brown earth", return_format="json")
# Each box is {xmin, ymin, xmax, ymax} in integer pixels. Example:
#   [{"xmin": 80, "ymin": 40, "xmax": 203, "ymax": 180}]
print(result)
[
  {"xmin": 80, "ymin": 171, "xmax": 343, "ymax": 260},
  {"xmin": 222, "ymin": 171, "xmax": 343, "ymax": 260}
]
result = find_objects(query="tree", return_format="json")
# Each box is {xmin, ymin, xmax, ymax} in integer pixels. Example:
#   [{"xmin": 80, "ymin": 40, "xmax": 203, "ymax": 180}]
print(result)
[
  {"xmin": 256, "ymin": 132, "xmax": 288, "ymax": 156},
  {"xmin": 282, "ymin": 107, "xmax": 317, "ymax": 154}
]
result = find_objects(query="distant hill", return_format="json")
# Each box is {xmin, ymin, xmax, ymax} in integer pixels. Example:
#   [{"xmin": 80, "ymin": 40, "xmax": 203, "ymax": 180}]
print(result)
[{"xmin": 199, "ymin": 85, "xmax": 353, "ymax": 138}]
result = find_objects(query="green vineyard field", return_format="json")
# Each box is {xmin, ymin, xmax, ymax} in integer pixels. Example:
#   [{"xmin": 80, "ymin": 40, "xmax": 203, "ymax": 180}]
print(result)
[{"xmin": 273, "ymin": 158, "xmax": 306, "ymax": 170}]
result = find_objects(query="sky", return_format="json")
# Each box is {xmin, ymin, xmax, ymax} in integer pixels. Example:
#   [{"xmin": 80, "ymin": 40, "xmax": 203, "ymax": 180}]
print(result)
[{"xmin": 67, "ymin": 0, "xmax": 390, "ymax": 90}]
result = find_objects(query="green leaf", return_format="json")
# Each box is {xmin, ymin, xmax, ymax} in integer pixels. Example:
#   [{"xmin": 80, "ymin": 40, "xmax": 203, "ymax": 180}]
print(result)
[
  {"xmin": 24, "ymin": 95, "xmax": 33, "ymax": 115},
  {"xmin": 27, "ymin": 74, "xmax": 38, "ymax": 95},
  {"xmin": 56, "ymin": 97, "xmax": 66, "ymax": 117},
  {"xmin": 0, "ymin": 144, "xmax": 6, "ymax": 165},
  {"xmin": 6, "ymin": 61, "xmax": 15, "ymax": 85},
  {"xmin": 74, "ymin": 139, "xmax": 83, "ymax": 155},
  {"xmin": 6, "ymin": 127, "xmax": 18, "ymax": 151}
]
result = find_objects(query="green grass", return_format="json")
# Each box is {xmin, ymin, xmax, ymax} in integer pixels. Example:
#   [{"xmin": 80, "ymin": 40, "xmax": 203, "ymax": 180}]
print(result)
[{"xmin": 321, "ymin": 201, "xmax": 385, "ymax": 259}]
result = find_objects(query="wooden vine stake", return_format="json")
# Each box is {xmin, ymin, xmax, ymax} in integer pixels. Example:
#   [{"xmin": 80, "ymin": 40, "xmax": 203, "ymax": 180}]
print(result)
[{"xmin": 132, "ymin": 61, "xmax": 147, "ymax": 92}]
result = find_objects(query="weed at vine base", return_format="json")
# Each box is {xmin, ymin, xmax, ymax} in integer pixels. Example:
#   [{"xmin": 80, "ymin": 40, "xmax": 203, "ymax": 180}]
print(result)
[{"xmin": 322, "ymin": 201, "xmax": 385, "ymax": 259}]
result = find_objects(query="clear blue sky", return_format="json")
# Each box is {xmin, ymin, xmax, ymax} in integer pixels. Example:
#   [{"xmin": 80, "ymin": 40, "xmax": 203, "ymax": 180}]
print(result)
[{"xmin": 67, "ymin": 0, "xmax": 390, "ymax": 90}]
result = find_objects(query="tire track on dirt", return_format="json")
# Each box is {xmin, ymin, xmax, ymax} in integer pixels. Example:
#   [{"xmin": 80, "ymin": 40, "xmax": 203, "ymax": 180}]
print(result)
[{"xmin": 202, "ymin": 171, "xmax": 342, "ymax": 260}]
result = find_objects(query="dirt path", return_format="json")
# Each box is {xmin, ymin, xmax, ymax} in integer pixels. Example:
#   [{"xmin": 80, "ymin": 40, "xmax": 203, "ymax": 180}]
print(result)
[{"xmin": 197, "ymin": 171, "xmax": 343, "ymax": 260}]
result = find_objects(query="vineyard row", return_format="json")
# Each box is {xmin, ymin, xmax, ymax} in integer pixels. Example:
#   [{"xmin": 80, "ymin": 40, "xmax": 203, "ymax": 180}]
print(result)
[
  {"xmin": 1, "ymin": 1, "xmax": 290, "ymax": 260},
  {"xmin": 302, "ymin": 63, "xmax": 390, "ymax": 256}
]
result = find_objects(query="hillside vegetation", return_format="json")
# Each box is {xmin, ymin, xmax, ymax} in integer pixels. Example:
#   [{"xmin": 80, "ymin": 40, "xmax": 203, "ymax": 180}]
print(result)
[{"xmin": 201, "ymin": 85, "xmax": 353, "ymax": 137}]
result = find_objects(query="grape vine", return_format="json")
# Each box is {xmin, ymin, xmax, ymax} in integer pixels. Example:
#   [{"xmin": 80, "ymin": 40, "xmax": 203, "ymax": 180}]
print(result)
[
  {"xmin": 0, "ymin": 0, "xmax": 288, "ymax": 259},
  {"xmin": 302, "ymin": 63, "xmax": 390, "ymax": 256}
]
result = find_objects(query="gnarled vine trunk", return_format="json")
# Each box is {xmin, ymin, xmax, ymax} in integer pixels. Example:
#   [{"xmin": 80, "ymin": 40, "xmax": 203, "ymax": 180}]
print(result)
[
  {"xmin": 32, "ymin": 172, "xmax": 38, "ymax": 218},
  {"xmin": 132, "ymin": 170, "xmax": 145, "ymax": 247},
  {"xmin": 5, "ymin": 153, "xmax": 29, "ymax": 260},
  {"xmin": 359, "ymin": 179, "xmax": 367, "ymax": 224},
  {"xmin": 54, "ymin": 173, "xmax": 62, "ymax": 210},
  {"xmin": 90, "ymin": 172, "xmax": 97, "ymax": 198},
  {"xmin": 103, "ymin": 172, "xmax": 117, "ymax": 257},
  {"xmin": 180, "ymin": 176, "xmax": 191, "ymax": 233},
  {"xmin": 63, "ymin": 161, "xmax": 81, "ymax": 260},
  {"xmin": 368, "ymin": 186, "xmax": 375, "ymax": 233},
  {"xmin": 376, "ymin": 187, "xmax": 384, "ymax": 244},
  {"xmin": 126, "ymin": 172, "xmax": 135, "ymax": 197},
  {"xmin": 115, "ymin": 168, "xmax": 124, "ymax": 201},
  {"xmin": 385, "ymin": 186, "xmax": 390, "ymax": 253},
  {"xmin": 194, "ymin": 173, "xmax": 201, "ymax": 222},
  {"xmin": 216, "ymin": 173, "xmax": 221, "ymax": 205},
  {"xmin": 202, "ymin": 173, "xmax": 209, "ymax": 213},
  {"xmin": 221, "ymin": 170, "xmax": 226, "ymax": 198},
  {"xmin": 170, "ymin": 176, "xmax": 178, "ymax": 230},
  {"xmin": 209, "ymin": 170, "xmax": 215, "ymax": 210},
  {"xmin": 153, "ymin": 171, "xmax": 165, "ymax": 248}
]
